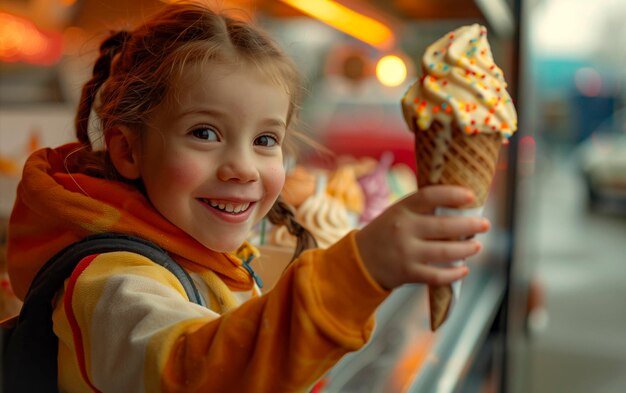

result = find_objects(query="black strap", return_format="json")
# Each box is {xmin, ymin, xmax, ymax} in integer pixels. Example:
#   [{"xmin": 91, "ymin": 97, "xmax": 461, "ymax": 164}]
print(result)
[{"xmin": 2, "ymin": 233, "xmax": 203, "ymax": 392}]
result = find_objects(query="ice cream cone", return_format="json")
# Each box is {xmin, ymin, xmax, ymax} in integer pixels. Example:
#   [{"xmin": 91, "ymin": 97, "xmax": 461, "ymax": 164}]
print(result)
[
  {"xmin": 401, "ymin": 24, "xmax": 518, "ymax": 331},
  {"xmin": 415, "ymin": 121, "xmax": 503, "ymax": 331}
]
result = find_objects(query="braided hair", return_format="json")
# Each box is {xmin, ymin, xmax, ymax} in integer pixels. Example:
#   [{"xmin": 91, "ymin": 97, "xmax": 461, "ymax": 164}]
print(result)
[
  {"xmin": 75, "ymin": 31, "xmax": 130, "ymax": 146},
  {"xmin": 266, "ymin": 197, "xmax": 317, "ymax": 261}
]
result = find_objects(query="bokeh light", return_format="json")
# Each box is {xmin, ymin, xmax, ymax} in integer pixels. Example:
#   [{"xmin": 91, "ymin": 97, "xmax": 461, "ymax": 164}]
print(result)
[
  {"xmin": 574, "ymin": 67, "xmax": 603, "ymax": 97},
  {"xmin": 375, "ymin": 55, "xmax": 407, "ymax": 87},
  {"xmin": 0, "ymin": 12, "xmax": 63, "ymax": 65}
]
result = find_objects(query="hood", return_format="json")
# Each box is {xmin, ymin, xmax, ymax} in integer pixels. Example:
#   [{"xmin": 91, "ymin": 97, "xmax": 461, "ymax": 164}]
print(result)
[{"xmin": 7, "ymin": 143, "xmax": 254, "ymax": 300}]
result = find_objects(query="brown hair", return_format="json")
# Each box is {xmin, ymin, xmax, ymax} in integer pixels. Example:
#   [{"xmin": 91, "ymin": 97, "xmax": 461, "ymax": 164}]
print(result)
[{"xmin": 74, "ymin": 2, "xmax": 317, "ymax": 258}]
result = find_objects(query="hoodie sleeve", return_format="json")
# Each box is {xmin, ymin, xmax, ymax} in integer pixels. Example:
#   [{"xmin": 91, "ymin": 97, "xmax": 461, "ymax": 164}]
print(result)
[{"xmin": 53, "ymin": 230, "xmax": 390, "ymax": 393}]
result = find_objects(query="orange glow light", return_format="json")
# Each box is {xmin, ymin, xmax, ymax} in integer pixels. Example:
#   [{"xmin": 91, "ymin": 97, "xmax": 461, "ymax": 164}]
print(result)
[
  {"xmin": 280, "ymin": 0, "xmax": 394, "ymax": 50},
  {"xmin": 0, "ymin": 12, "xmax": 63, "ymax": 65}
]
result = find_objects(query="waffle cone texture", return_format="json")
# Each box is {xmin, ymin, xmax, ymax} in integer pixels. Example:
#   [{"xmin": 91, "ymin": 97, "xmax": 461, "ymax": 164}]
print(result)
[{"xmin": 415, "ymin": 121, "xmax": 502, "ymax": 207}]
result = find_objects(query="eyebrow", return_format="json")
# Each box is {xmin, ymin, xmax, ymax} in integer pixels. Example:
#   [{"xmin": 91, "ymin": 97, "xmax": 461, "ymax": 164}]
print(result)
[
  {"xmin": 177, "ymin": 108, "xmax": 226, "ymax": 121},
  {"xmin": 178, "ymin": 108, "xmax": 286, "ymax": 129},
  {"xmin": 260, "ymin": 118, "xmax": 287, "ymax": 129}
]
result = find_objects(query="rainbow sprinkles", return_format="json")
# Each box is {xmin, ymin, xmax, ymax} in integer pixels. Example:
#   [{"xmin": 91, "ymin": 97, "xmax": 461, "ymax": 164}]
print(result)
[{"xmin": 401, "ymin": 24, "xmax": 518, "ymax": 139}]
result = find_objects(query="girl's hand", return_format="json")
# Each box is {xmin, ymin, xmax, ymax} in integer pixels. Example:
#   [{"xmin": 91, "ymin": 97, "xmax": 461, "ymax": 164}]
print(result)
[{"xmin": 355, "ymin": 185, "xmax": 490, "ymax": 290}]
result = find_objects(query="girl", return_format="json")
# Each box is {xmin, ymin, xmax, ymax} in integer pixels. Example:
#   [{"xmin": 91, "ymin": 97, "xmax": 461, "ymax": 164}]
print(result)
[{"xmin": 7, "ymin": 3, "xmax": 489, "ymax": 392}]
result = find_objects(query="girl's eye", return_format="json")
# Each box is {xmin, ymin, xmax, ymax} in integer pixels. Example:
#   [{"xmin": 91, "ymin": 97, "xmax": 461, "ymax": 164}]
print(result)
[
  {"xmin": 191, "ymin": 127, "xmax": 219, "ymax": 141},
  {"xmin": 255, "ymin": 134, "xmax": 279, "ymax": 147}
]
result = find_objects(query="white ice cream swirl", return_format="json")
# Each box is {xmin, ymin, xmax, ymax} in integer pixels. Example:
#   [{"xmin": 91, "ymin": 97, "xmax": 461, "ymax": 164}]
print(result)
[
  {"xmin": 270, "ymin": 185, "xmax": 353, "ymax": 249},
  {"xmin": 297, "ymin": 192, "xmax": 352, "ymax": 249},
  {"xmin": 402, "ymin": 24, "xmax": 518, "ymax": 138}
]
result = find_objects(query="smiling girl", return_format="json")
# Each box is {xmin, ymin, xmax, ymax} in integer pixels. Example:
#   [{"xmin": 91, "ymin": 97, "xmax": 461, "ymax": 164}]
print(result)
[{"xmin": 6, "ymin": 3, "xmax": 489, "ymax": 392}]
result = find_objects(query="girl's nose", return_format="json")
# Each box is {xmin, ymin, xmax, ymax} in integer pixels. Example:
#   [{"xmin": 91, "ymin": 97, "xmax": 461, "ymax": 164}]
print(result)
[{"xmin": 217, "ymin": 154, "xmax": 260, "ymax": 183}]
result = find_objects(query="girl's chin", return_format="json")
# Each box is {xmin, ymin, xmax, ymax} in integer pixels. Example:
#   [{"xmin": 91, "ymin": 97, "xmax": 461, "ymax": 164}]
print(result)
[{"xmin": 197, "ymin": 235, "xmax": 248, "ymax": 253}]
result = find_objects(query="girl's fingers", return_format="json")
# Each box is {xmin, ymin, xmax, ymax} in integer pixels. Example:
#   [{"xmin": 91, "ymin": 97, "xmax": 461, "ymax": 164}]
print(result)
[
  {"xmin": 407, "ymin": 263, "xmax": 469, "ymax": 286},
  {"xmin": 415, "ymin": 215, "xmax": 490, "ymax": 240},
  {"xmin": 406, "ymin": 185, "xmax": 475, "ymax": 214},
  {"xmin": 415, "ymin": 239, "xmax": 482, "ymax": 263}
]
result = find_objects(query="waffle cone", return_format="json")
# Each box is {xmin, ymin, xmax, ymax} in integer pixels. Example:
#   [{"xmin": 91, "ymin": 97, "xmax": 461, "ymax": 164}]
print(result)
[
  {"xmin": 415, "ymin": 121, "xmax": 502, "ymax": 331},
  {"xmin": 415, "ymin": 121, "xmax": 502, "ymax": 207},
  {"xmin": 428, "ymin": 285, "xmax": 453, "ymax": 331}
]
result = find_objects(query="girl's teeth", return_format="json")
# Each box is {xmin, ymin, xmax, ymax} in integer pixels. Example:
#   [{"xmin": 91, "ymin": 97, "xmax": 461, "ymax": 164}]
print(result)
[{"xmin": 205, "ymin": 199, "xmax": 250, "ymax": 214}]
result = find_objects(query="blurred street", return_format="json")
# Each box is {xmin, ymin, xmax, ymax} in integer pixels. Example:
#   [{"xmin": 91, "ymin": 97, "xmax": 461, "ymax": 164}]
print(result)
[{"xmin": 528, "ymin": 153, "xmax": 626, "ymax": 393}]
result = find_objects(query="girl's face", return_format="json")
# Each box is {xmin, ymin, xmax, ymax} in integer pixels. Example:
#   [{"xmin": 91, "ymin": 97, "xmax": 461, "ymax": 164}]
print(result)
[{"xmin": 136, "ymin": 61, "xmax": 289, "ymax": 252}]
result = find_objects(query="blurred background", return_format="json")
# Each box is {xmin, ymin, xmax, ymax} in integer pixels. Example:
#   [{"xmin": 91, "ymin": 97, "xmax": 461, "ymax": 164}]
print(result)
[{"xmin": 1, "ymin": 0, "xmax": 624, "ymax": 392}]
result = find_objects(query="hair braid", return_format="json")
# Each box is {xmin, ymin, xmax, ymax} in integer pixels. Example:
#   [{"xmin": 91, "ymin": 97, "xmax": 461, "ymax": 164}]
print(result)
[
  {"xmin": 266, "ymin": 197, "xmax": 317, "ymax": 262},
  {"xmin": 75, "ymin": 30, "xmax": 131, "ymax": 146}
]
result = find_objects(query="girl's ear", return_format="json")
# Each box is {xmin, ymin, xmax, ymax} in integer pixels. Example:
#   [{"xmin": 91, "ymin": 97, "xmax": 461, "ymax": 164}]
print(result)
[{"xmin": 106, "ymin": 126, "xmax": 142, "ymax": 180}]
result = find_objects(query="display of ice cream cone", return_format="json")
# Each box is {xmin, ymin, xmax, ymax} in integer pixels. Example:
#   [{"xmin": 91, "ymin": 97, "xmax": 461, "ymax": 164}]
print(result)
[
  {"xmin": 401, "ymin": 24, "xmax": 518, "ymax": 331},
  {"xmin": 270, "ymin": 174, "xmax": 353, "ymax": 250}
]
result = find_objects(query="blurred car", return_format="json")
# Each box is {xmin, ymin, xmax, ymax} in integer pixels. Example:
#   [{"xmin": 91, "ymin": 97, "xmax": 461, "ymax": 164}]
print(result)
[{"xmin": 577, "ymin": 110, "xmax": 626, "ymax": 212}]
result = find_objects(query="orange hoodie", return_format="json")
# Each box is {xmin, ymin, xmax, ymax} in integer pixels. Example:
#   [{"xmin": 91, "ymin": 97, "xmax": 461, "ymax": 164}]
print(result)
[{"xmin": 7, "ymin": 143, "xmax": 389, "ymax": 392}]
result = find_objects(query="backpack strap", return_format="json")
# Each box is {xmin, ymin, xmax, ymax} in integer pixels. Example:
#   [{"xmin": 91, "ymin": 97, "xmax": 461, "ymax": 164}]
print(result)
[
  {"xmin": 3, "ymin": 233, "xmax": 204, "ymax": 392},
  {"xmin": 47, "ymin": 233, "xmax": 205, "ymax": 306}
]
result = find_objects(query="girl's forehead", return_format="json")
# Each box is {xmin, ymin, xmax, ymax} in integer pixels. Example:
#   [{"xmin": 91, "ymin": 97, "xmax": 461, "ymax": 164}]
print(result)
[
  {"xmin": 170, "ymin": 58, "xmax": 292, "ymax": 98},
  {"xmin": 158, "ymin": 60, "xmax": 290, "ymax": 120}
]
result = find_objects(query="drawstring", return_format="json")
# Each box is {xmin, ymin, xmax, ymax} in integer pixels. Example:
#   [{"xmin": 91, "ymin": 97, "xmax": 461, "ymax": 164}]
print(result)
[{"xmin": 241, "ymin": 255, "xmax": 264, "ymax": 289}]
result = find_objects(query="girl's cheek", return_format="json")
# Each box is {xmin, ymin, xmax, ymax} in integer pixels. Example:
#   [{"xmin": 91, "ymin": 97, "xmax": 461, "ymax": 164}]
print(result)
[
  {"xmin": 163, "ymin": 158, "xmax": 204, "ymax": 189},
  {"xmin": 265, "ymin": 163, "xmax": 286, "ymax": 198}
]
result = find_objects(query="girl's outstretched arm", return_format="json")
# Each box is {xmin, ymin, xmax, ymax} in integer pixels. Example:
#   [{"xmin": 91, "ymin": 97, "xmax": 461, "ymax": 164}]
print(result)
[{"xmin": 56, "ymin": 185, "xmax": 488, "ymax": 393}]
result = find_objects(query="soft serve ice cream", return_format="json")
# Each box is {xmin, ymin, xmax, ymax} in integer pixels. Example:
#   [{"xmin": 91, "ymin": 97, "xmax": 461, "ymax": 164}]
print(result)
[
  {"xmin": 296, "ymin": 191, "xmax": 353, "ymax": 249},
  {"xmin": 271, "ymin": 176, "xmax": 353, "ymax": 250},
  {"xmin": 401, "ymin": 23, "xmax": 517, "ymax": 140}
]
